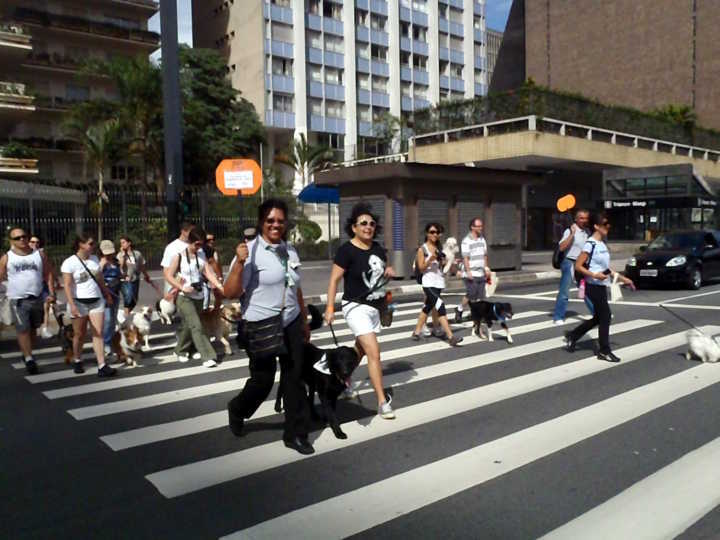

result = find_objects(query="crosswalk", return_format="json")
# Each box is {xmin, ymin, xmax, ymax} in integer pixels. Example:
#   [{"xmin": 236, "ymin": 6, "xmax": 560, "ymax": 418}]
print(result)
[{"xmin": 6, "ymin": 299, "xmax": 720, "ymax": 539}]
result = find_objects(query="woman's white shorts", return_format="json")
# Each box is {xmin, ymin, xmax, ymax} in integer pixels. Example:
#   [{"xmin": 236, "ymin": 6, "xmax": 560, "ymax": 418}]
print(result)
[
  {"xmin": 69, "ymin": 298, "xmax": 105, "ymax": 318},
  {"xmin": 342, "ymin": 302, "xmax": 380, "ymax": 336}
]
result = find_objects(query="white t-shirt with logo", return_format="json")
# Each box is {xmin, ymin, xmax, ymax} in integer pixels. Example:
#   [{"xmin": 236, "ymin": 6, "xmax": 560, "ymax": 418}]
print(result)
[
  {"xmin": 60, "ymin": 255, "xmax": 103, "ymax": 299},
  {"xmin": 461, "ymin": 234, "xmax": 488, "ymax": 278}
]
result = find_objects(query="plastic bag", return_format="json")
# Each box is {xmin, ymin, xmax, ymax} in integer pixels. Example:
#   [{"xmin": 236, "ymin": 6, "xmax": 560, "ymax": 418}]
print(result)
[
  {"xmin": 485, "ymin": 272, "xmax": 498, "ymax": 298},
  {"xmin": 610, "ymin": 273, "xmax": 623, "ymax": 303}
]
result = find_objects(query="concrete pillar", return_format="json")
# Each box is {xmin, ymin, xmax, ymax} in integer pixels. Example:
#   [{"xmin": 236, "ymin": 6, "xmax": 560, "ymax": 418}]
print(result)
[
  {"xmin": 343, "ymin": 0, "xmax": 358, "ymax": 161},
  {"xmin": 448, "ymin": 197, "xmax": 459, "ymax": 239}
]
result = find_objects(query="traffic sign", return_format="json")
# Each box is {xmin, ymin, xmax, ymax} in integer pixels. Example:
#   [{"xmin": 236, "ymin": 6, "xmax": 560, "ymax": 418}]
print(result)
[{"xmin": 215, "ymin": 159, "xmax": 262, "ymax": 196}]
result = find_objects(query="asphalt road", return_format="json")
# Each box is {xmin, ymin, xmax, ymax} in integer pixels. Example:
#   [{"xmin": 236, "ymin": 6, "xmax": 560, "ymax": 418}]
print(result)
[{"xmin": 2, "ymin": 281, "xmax": 720, "ymax": 539}]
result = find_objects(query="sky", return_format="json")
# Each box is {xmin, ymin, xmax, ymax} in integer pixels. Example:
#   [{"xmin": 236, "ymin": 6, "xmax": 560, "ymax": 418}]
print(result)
[
  {"xmin": 148, "ymin": 0, "xmax": 512, "ymax": 48},
  {"xmin": 486, "ymin": 0, "xmax": 513, "ymax": 32}
]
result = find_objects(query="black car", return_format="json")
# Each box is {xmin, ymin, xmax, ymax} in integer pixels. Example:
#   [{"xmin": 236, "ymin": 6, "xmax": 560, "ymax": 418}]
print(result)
[{"xmin": 625, "ymin": 230, "xmax": 720, "ymax": 289}]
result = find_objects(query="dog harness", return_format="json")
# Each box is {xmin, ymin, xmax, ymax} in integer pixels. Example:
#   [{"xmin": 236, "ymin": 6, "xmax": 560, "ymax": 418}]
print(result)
[
  {"xmin": 492, "ymin": 304, "xmax": 506, "ymax": 322},
  {"xmin": 313, "ymin": 353, "xmax": 331, "ymax": 375}
]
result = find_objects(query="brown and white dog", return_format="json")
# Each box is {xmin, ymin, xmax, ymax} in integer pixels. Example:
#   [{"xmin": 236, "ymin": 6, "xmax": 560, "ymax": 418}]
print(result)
[
  {"xmin": 199, "ymin": 302, "xmax": 243, "ymax": 355},
  {"xmin": 112, "ymin": 324, "xmax": 142, "ymax": 367},
  {"xmin": 131, "ymin": 306, "xmax": 153, "ymax": 350}
]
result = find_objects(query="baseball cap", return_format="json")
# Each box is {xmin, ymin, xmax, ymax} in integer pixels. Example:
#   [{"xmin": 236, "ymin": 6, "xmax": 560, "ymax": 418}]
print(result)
[{"xmin": 99, "ymin": 240, "xmax": 116, "ymax": 255}]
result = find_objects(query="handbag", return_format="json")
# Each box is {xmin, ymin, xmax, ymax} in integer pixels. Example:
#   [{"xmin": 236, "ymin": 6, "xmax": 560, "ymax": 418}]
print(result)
[
  {"xmin": 610, "ymin": 273, "xmax": 623, "ymax": 303},
  {"xmin": 485, "ymin": 271, "xmax": 498, "ymax": 298}
]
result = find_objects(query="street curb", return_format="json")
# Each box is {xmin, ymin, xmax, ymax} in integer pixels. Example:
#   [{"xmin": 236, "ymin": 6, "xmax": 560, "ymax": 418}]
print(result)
[{"xmin": 304, "ymin": 269, "xmax": 561, "ymax": 305}]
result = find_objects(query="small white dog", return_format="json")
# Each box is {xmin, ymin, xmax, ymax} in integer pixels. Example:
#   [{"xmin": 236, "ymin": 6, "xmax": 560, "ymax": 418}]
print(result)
[
  {"xmin": 155, "ymin": 298, "xmax": 176, "ymax": 325},
  {"xmin": 132, "ymin": 306, "xmax": 153, "ymax": 350},
  {"xmin": 442, "ymin": 237, "xmax": 460, "ymax": 274},
  {"xmin": 685, "ymin": 329, "xmax": 720, "ymax": 363}
]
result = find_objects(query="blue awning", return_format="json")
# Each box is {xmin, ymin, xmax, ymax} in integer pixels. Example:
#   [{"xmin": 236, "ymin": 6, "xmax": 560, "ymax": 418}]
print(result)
[{"xmin": 297, "ymin": 182, "xmax": 339, "ymax": 204}]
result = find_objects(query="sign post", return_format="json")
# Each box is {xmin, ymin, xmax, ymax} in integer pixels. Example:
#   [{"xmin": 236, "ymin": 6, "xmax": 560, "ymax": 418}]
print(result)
[{"xmin": 215, "ymin": 159, "xmax": 262, "ymax": 239}]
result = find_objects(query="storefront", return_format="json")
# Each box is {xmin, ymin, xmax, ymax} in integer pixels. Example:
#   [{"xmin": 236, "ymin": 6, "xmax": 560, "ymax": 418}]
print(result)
[{"xmin": 603, "ymin": 164, "xmax": 720, "ymax": 241}]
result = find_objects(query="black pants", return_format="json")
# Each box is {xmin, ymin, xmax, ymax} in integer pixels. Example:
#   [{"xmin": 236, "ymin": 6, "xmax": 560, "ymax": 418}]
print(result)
[
  {"xmin": 422, "ymin": 287, "xmax": 447, "ymax": 316},
  {"xmin": 568, "ymin": 284, "xmax": 611, "ymax": 353},
  {"xmin": 228, "ymin": 315, "xmax": 310, "ymax": 439}
]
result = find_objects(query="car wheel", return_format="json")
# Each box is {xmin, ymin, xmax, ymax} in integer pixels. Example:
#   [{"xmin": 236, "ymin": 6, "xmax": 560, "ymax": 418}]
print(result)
[{"xmin": 688, "ymin": 267, "xmax": 702, "ymax": 290}]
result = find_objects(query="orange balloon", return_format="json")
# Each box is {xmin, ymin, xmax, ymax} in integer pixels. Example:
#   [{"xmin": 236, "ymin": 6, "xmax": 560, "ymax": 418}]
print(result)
[{"xmin": 556, "ymin": 194, "xmax": 577, "ymax": 212}]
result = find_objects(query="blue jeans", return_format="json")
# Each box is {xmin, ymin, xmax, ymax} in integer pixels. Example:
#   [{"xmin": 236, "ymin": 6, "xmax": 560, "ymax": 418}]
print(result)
[
  {"xmin": 103, "ymin": 301, "xmax": 119, "ymax": 347},
  {"xmin": 553, "ymin": 257, "xmax": 594, "ymax": 321}
]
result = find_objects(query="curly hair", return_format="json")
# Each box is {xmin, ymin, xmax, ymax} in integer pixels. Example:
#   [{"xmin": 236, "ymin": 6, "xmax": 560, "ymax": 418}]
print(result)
[{"xmin": 344, "ymin": 202, "xmax": 382, "ymax": 239}]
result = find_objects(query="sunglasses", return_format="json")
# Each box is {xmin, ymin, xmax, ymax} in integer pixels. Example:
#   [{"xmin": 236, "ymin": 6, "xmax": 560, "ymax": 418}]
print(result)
[
  {"xmin": 193, "ymin": 241, "xmax": 203, "ymax": 248},
  {"xmin": 29, "ymin": 239, "xmax": 39, "ymax": 243},
  {"xmin": 428, "ymin": 230, "xmax": 440, "ymax": 234},
  {"xmin": 206, "ymin": 238, "xmax": 215, "ymax": 242},
  {"xmin": 356, "ymin": 220, "xmax": 376, "ymax": 228},
  {"xmin": 265, "ymin": 218, "xmax": 286, "ymax": 225},
  {"xmin": 11, "ymin": 234, "xmax": 28, "ymax": 241}
]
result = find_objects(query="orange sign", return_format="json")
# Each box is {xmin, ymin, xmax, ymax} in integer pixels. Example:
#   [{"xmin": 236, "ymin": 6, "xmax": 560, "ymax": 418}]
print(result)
[
  {"xmin": 556, "ymin": 194, "xmax": 576, "ymax": 212},
  {"xmin": 215, "ymin": 159, "xmax": 262, "ymax": 196}
]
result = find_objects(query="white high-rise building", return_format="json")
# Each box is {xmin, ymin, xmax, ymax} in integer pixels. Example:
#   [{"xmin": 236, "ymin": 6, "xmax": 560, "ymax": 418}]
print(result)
[{"xmin": 193, "ymin": 0, "xmax": 488, "ymax": 180}]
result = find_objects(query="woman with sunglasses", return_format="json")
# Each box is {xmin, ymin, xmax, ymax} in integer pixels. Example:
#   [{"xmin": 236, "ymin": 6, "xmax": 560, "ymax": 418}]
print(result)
[
  {"xmin": 412, "ymin": 222, "xmax": 462, "ymax": 346},
  {"xmin": 325, "ymin": 202, "xmax": 397, "ymax": 420},
  {"xmin": 564, "ymin": 212, "xmax": 634, "ymax": 362},
  {"xmin": 224, "ymin": 198, "xmax": 315, "ymax": 455},
  {"xmin": 60, "ymin": 233, "xmax": 117, "ymax": 377},
  {"xmin": 164, "ymin": 228, "xmax": 225, "ymax": 368}
]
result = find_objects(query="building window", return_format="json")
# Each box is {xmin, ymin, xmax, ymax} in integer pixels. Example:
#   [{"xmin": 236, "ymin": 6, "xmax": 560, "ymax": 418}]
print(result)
[
  {"xmin": 103, "ymin": 14, "xmax": 141, "ymax": 30},
  {"xmin": 401, "ymin": 82, "xmax": 412, "ymax": 97},
  {"xmin": 451, "ymin": 64, "xmax": 463, "ymax": 78},
  {"xmin": 400, "ymin": 51, "xmax": 411, "ymax": 67},
  {"xmin": 272, "ymin": 57, "xmax": 293, "ymax": 76},
  {"xmin": 412, "ymin": 25, "xmax": 427, "ymax": 42},
  {"xmin": 414, "ymin": 55, "xmax": 428, "ymax": 70},
  {"xmin": 309, "ymin": 65, "xmax": 323, "ymax": 81},
  {"xmin": 474, "ymin": 44, "xmax": 483, "ymax": 56},
  {"xmin": 323, "ymin": 2, "xmax": 343, "ymax": 21},
  {"xmin": 448, "ymin": 7, "xmax": 463, "ymax": 23},
  {"xmin": 308, "ymin": 0, "xmax": 320, "ymax": 15},
  {"xmin": 357, "ymin": 74, "xmax": 370, "ymax": 89},
  {"xmin": 412, "ymin": 0, "xmax": 428, "ymax": 13},
  {"xmin": 309, "ymin": 98, "xmax": 323, "ymax": 116},
  {"xmin": 474, "ymin": 16, "xmax": 483, "ymax": 30},
  {"xmin": 414, "ymin": 86, "xmax": 428, "ymax": 100},
  {"xmin": 371, "ymin": 44, "xmax": 388, "ymax": 62},
  {"xmin": 325, "ymin": 68, "xmax": 343, "ymax": 85},
  {"xmin": 325, "ymin": 35, "xmax": 344, "ymax": 53},
  {"xmin": 439, "ymin": 3, "xmax": 448, "ymax": 18},
  {"xmin": 450, "ymin": 36, "xmax": 463, "ymax": 51},
  {"xmin": 357, "ymin": 44, "xmax": 370, "ymax": 58},
  {"xmin": 372, "ymin": 77, "xmax": 388, "ymax": 93},
  {"xmin": 370, "ymin": 14, "xmax": 387, "ymax": 32},
  {"xmin": 400, "ymin": 22, "xmax": 410, "ymax": 38},
  {"xmin": 358, "ymin": 105, "xmax": 371, "ymax": 122},
  {"xmin": 66, "ymin": 84, "xmax": 89, "ymax": 102},
  {"xmin": 474, "ymin": 70, "xmax": 484, "ymax": 83},
  {"xmin": 356, "ymin": 9, "xmax": 369, "ymax": 27},
  {"xmin": 272, "ymin": 22, "xmax": 293, "ymax": 42},
  {"xmin": 318, "ymin": 132, "xmax": 345, "ymax": 150},
  {"xmin": 273, "ymin": 93, "xmax": 293, "ymax": 112},
  {"xmin": 307, "ymin": 30, "xmax": 322, "ymax": 49},
  {"xmin": 272, "ymin": 0, "xmax": 290, "ymax": 6},
  {"xmin": 326, "ymin": 101, "xmax": 344, "ymax": 118}
]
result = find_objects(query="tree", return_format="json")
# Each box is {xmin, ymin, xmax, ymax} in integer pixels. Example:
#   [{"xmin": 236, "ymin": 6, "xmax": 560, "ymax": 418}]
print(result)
[
  {"xmin": 179, "ymin": 46, "xmax": 266, "ymax": 186},
  {"xmin": 275, "ymin": 133, "xmax": 336, "ymax": 189},
  {"xmin": 63, "ymin": 115, "xmax": 124, "ymax": 240}
]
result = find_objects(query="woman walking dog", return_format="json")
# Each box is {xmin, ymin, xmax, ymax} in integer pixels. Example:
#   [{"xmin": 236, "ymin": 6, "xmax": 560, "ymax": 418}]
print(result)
[
  {"xmin": 224, "ymin": 198, "xmax": 315, "ymax": 455},
  {"xmin": 412, "ymin": 222, "xmax": 462, "ymax": 346},
  {"xmin": 325, "ymin": 202, "xmax": 397, "ymax": 419},
  {"xmin": 563, "ymin": 212, "xmax": 634, "ymax": 362}
]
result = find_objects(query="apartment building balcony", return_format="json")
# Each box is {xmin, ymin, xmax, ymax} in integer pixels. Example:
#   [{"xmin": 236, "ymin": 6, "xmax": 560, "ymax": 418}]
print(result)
[
  {"xmin": 414, "ymin": 97, "xmax": 431, "ymax": 110},
  {"xmin": 474, "ymin": 3, "xmax": 483, "ymax": 16},
  {"xmin": 371, "ymin": 60, "xmax": 390, "ymax": 77},
  {"xmin": 439, "ymin": 47, "xmax": 449, "ymax": 61},
  {"xmin": 23, "ymin": 52, "xmax": 89, "ymax": 74},
  {"xmin": 110, "ymin": 0, "xmax": 158, "ymax": 13},
  {"xmin": 475, "ymin": 56, "xmax": 487, "ymax": 70},
  {"xmin": 371, "ymin": 91, "xmax": 389, "ymax": 107},
  {"xmin": 0, "ymin": 157, "xmax": 39, "ymax": 175},
  {"xmin": 324, "ymin": 51, "xmax": 344, "ymax": 69},
  {"xmin": 265, "ymin": 110, "xmax": 295, "ymax": 129},
  {"xmin": 475, "ymin": 82, "xmax": 487, "ymax": 96},
  {"xmin": 401, "ymin": 66, "xmax": 412, "ymax": 81},
  {"xmin": 446, "ymin": 0, "xmax": 464, "ymax": 9},
  {"xmin": 474, "ymin": 28, "xmax": 484, "ymax": 42},
  {"xmin": 413, "ymin": 69, "xmax": 429, "ymax": 85},
  {"xmin": 325, "ymin": 83, "xmax": 345, "ymax": 101},
  {"xmin": 12, "ymin": 8, "xmax": 159, "ymax": 47},
  {"xmin": 311, "ymin": 115, "xmax": 345, "ymax": 134},
  {"xmin": 449, "ymin": 21, "xmax": 464, "ymax": 37},
  {"xmin": 357, "ymin": 0, "xmax": 370, "ymax": 9},
  {"xmin": 357, "ymin": 56, "xmax": 370, "ymax": 73},
  {"xmin": 400, "ymin": 8, "xmax": 411, "ymax": 22},
  {"xmin": 440, "ymin": 75, "xmax": 449, "ymax": 89},
  {"xmin": 265, "ymin": 39, "xmax": 293, "ymax": 59},
  {"xmin": 357, "ymin": 88, "xmax": 371, "ymax": 105},
  {"xmin": 323, "ymin": 17, "xmax": 344, "ymax": 36},
  {"xmin": 359, "ymin": 121, "xmax": 373, "ymax": 137},
  {"xmin": 412, "ymin": 11, "xmax": 428, "ymax": 27},
  {"xmin": 439, "ymin": 18, "xmax": 449, "ymax": 32},
  {"xmin": 308, "ymin": 47, "xmax": 323, "ymax": 64},
  {"xmin": 400, "ymin": 36, "xmax": 411, "ymax": 52},
  {"xmin": 401, "ymin": 96, "xmax": 413, "ymax": 111},
  {"xmin": 263, "ymin": 3, "xmax": 293, "ymax": 24},
  {"xmin": 308, "ymin": 80, "xmax": 323, "ymax": 98},
  {"xmin": 2, "ymin": 136, "xmax": 83, "ymax": 153},
  {"xmin": 34, "ymin": 95, "xmax": 76, "ymax": 111},
  {"xmin": 0, "ymin": 82, "xmax": 35, "ymax": 116},
  {"xmin": 370, "ymin": 30, "xmax": 389, "ymax": 47},
  {"xmin": 307, "ymin": 14, "xmax": 322, "ymax": 31},
  {"xmin": 450, "ymin": 77, "xmax": 464, "ymax": 92},
  {"xmin": 449, "ymin": 48, "xmax": 463, "ymax": 64},
  {"xmin": 357, "ymin": 26, "xmax": 369, "ymax": 43},
  {"xmin": 0, "ymin": 24, "xmax": 32, "ymax": 61},
  {"xmin": 267, "ymin": 74, "xmax": 294, "ymax": 94},
  {"xmin": 370, "ymin": 0, "xmax": 388, "ymax": 16},
  {"xmin": 413, "ymin": 40, "xmax": 429, "ymax": 56}
]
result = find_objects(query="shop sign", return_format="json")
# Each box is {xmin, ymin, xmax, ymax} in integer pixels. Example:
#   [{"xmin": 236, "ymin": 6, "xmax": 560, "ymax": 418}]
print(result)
[
  {"xmin": 604, "ymin": 200, "xmax": 648, "ymax": 208},
  {"xmin": 697, "ymin": 198, "xmax": 718, "ymax": 207}
]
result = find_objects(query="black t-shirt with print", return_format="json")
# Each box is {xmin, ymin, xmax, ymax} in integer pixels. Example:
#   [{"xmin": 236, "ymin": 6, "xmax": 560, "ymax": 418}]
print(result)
[{"xmin": 334, "ymin": 241, "xmax": 387, "ymax": 309}]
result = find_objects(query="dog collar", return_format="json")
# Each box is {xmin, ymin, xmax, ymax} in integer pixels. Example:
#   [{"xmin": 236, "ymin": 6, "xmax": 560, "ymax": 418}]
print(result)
[
  {"xmin": 492, "ymin": 304, "xmax": 506, "ymax": 322},
  {"xmin": 313, "ymin": 353, "xmax": 331, "ymax": 375}
]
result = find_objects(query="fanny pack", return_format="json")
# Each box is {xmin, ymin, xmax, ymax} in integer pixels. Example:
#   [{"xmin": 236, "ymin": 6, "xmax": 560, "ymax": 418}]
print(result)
[
  {"xmin": 237, "ymin": 315, "xmax": 287, "ymax": 359},
  {"xmin": 76, "ymin": 297, "xmax": 100, "ymax": 305}
]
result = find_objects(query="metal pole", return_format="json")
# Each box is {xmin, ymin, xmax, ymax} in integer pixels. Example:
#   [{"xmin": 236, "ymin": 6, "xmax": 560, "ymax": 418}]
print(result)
[
  {"xmin": 160, "ymin": 0, "xmax": 184, "ymax": 242},
  {"xmin": 327, "ymin": 202, "xmax": 331, "ymax": 260},
  {"xmin": 259, "ymin": 142, "xmax": 264, "ymax": 202},
  {"xmin": 121, "ymin": 188, "xmax": 128, "ymax": 234}
]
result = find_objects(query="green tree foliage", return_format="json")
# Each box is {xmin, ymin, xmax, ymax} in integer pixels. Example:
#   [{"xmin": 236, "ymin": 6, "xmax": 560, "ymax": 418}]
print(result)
[
  {"xmin": 179, "ymin": 46, "xmax": 266, "ymax": 185},
  {"xmin": 274, "ymin": 133, "xmax": 335, "ymax": 188}
]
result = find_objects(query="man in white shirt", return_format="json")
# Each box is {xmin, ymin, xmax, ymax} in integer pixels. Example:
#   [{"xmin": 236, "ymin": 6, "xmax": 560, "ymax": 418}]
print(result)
[
  {"xmin": 0, "ymin": 228, "xmax": 55, "ymax": 374},
  {"xmin": 161, "ymin": 222, "xmax": 200, "ymax": 292},
  {"xmin": 553, "ymin": 209, "xmax": 594, "ymax": 323},
  {"xmin": 454, "ymin": 218, "xmax": 490, "ymax": 323}
]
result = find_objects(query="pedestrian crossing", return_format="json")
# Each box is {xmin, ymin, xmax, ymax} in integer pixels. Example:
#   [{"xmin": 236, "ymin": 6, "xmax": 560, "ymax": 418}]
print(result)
[{"xmin": 6, "ymin": 300, "xmax": 720, "ymax": 539}]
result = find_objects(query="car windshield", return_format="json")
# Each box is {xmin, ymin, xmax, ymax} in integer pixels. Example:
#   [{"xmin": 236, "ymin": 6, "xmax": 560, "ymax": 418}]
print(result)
[{"xmin": 647, "ymin": 233, "xmax": 703, "ymax": 251}]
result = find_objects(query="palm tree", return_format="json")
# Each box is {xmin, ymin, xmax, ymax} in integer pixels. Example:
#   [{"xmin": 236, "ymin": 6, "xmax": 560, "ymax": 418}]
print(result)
[
  {"xmin": 275, "ymin": 133, "xmax": 335, "ymax": 189},
  {"xmin": 64, "ymin": 116, "xmax": 124, "ymax": 240}
]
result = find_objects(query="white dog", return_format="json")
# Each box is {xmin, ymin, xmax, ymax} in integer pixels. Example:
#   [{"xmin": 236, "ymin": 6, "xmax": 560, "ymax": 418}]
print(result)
[
  {"xmin": 155, "ymin": 298, "xmax": 176, "ymax": 325},
  {"xmin": 686, "ymin": 329, "xmax": 720, "ymax": 363},
  {"xmin": 132, "ymin": 306, "xmax": 153, "ymax": 350},
  {"xmin": 442, "ymin": 236, "xmax": 460, "ymax": 274}
]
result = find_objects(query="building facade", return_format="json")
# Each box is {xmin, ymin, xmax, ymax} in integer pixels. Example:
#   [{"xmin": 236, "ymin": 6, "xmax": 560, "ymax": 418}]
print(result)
[
  {"xmin": 491, "ymin": 0, "xmax": 720, "ymax": 131},
  {"xmin": 0, "ymin": 0, "xmax": 159, "ymax": 185},
  {"xmin": 193, "ymin": 0, "xmax": 489, "ymax": 176},
  {"xmin": 485, "ymin": 27, "xmax": 501, "ymax": 87}
]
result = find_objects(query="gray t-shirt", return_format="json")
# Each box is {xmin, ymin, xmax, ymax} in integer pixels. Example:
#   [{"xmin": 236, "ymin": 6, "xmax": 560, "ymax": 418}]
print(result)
[{"xmin": 229, "ymin": 236, "xmax": 302, "ymax": 327}]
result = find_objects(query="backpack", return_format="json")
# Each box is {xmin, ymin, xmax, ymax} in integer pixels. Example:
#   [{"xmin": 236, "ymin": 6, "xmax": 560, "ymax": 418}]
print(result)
[{"xmin": 412, "ymin": 244, "xmax": 430, "ymax": 285}]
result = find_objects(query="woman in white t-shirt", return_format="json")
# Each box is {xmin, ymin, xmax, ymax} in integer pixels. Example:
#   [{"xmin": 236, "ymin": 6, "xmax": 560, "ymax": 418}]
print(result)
[
  {"xmin": 163, "ymin": 228, "xmax": 225, "ymax": 368},
  {"xmin": 564, "ymin": 212, "xmax": 635, "ymax": 363},
  {"xmin": 61, "ymin": 233, "xmax": 117, "ymax": 377},
  {"xmin": 411, "ymin": 223, "xmax": 462, "ymax": 346}
]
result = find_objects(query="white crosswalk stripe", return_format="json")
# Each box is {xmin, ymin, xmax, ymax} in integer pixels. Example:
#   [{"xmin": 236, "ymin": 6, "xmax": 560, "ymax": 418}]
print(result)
[{"xmin": 10, "ymin": 302, "xmax": 720, "ymax": 539}]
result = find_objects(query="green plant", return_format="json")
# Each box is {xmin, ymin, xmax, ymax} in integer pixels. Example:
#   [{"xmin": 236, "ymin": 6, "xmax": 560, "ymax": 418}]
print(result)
[
  {"xmin": 275, "ymin": 133, "xmax": 336, "ymax": 188},
  {"xmin": 0, "ymin": 142, "xmax": 36, "ymax": 159}
]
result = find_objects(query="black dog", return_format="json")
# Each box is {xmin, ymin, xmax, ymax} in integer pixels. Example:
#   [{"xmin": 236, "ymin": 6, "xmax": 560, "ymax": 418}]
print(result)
[{"xmin": 469, "ymin": 301, "xmax": 514, "ymax": 343}]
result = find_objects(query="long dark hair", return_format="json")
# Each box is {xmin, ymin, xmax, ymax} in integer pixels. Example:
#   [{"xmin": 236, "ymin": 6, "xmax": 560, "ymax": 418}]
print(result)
[
  {"xmin": 344, "ymin": 202, "xmax": 382, "ymax": 239},
  {"xmin": 424, "ymin": 222, "xmax": 444, "ymax": 244},
  {"xmin": 72, "ymin": 232, "xmax": 94, "ymax": 252},
  {"xmin": 588, "ymin": 212, "xmax": 610, "ymax": 235}
]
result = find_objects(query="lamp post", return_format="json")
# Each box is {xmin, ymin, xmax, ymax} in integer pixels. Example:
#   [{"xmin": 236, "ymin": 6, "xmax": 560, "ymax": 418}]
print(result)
[{"xmin": 160, "ymin": 0, "xmax": 184, "ymax": 241}]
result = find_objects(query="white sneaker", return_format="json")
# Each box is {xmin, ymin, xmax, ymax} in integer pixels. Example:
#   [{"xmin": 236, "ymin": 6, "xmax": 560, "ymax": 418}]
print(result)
[
  {"xmin": 192, "ymin": 352, "xmax": 202, "ymax": 360},
  {"xmin": 422, "ymin": 327, "xmax": 432, "ymax": 337},
  {"xmin": 432, "ymin": 328, "xmax": 446, "ymax": 338},
  {"xmin": 553, "ymin": 319, "xmax": 564, "ymax": 326},
  {"xmin": 175, "ymin": 353, "xmax": 190, "ymax": 363},
  {"xmin": 378, "ymin": 395, "xmax": 395, "ymax": 419},
  {"xmin": 203, "ymin": 359, "xmax": 218, "ymax": 368},
  {"xmin": 342, "ymin": 386, "xmax": 358, "ymax": 399}
]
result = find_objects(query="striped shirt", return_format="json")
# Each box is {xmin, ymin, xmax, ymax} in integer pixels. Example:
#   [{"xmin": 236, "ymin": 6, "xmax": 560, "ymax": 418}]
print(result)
[{"xmin": 461, "ymin": 233, "xmax": 487, "ymax": 278}]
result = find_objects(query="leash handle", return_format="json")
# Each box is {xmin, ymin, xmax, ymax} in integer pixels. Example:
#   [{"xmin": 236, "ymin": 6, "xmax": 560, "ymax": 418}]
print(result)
[{"xmin": 328, "ymin": 322, "xmax": 340, "ymax": 347}]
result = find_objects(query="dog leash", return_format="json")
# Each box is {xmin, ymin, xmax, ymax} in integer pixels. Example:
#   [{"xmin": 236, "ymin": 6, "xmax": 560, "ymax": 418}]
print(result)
[{"xmin": 659, "ymin": 304, "xmax": 702, "ymax": 332}]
